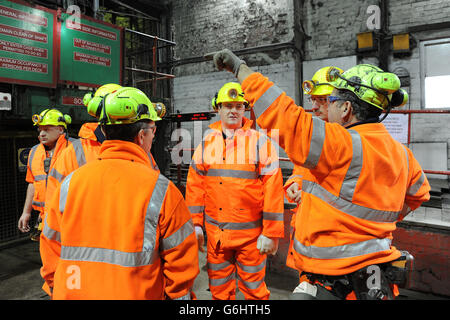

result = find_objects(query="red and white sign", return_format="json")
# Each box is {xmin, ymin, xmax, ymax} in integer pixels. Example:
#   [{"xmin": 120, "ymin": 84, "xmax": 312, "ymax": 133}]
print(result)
[
  {"xmin": 0, "ymin": 57, "xmax": 48, "ymax": 73},
  {"xmin": 0, "ymin": 5, "xmax": 47, "ymax": 27},
  {"xmin": 66, "ymin": 22, "xmax": 116, "ymax": 41},
  {"xmin": 0, "ymin": 92, "xmax": 11, "ymax": 111},
  {"xmin": 0, "ymin": 39, "xmax": 47, "ymax": 58},
  {"xmin": 73, "ymin": 51, "xmax": 110, "ymax": 67},
  {"xmin": 0, "ymin": 23, "xmax": 47, "ymax": 43},
  {"xmin": 62, "ymin": 96, "xmax": 84, "ymax": 106},
  {"xmin": 73, "ymin": 38, "xmax": 110, "ymax": 55}
]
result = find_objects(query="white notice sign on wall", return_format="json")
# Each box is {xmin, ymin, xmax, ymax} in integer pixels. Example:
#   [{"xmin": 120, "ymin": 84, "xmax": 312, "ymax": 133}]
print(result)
[{"xmin": 383, "ymin": 113, "xmax": 409, "ymax": 144}]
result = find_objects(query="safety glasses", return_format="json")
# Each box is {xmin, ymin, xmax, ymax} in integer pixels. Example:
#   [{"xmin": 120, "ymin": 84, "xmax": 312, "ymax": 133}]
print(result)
[{"xmin": 327, "ymin": 96, "xmax": 344, "ymax": 104}]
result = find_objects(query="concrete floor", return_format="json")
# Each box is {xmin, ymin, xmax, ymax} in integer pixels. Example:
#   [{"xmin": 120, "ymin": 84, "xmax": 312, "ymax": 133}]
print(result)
[{"xmin": 0, "ymin": 239, "xmax": 447, "ymax": 300}]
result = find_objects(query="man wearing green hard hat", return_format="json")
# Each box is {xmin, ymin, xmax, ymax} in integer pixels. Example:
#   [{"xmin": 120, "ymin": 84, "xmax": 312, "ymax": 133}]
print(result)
[
  {"xmin": 284, "ymin": 66, "xmax": 344, "ymax": 283},
  {"xmin": 40, "ymin": 86, "xmax": 199, "ymax": 300},
  {"xmin": 208, "ymin": 49, "xmax": 430, "ymax": 300}
]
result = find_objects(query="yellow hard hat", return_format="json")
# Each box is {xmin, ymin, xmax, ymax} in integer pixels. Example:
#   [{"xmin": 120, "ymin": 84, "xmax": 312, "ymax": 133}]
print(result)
[
  {"xmin": 32, "ymin": 109, "xmax": 72, "ymax": 129},
  {"xmin": 212, "ymin": 82, "xmax": 249, "ymax": 111},
  {"xmin": 302, "ymin": 66, "xmax": 344, "ymax": 96},
  {"xmin": 84, "ymin": 83, "xmax": 122, "ymax": 118}
]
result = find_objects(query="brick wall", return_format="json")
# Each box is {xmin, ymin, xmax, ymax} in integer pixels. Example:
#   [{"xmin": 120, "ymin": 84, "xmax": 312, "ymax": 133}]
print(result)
[{"xmin": 165, "ymin": 0, "xmax": 450, "ymax": 296}]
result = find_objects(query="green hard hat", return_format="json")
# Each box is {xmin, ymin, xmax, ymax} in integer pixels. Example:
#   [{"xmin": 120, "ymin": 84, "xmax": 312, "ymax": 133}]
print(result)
[
  {"xmin": 100, "ymin": 87, "xmax": 161, "ymax": 125},
  {"xmin": 328, "ymin": 64, "xmax": 406, "ymax": 110},
  {"xmin": 84, "ymin": 83, "xmax": 122, "ymax": 118}
]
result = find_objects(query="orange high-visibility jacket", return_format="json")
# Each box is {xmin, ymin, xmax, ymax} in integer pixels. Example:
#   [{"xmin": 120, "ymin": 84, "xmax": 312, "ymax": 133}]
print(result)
[
  {"xmin": 26, "ymin": 134, "xmax": 75, "ymax": 217},
  {"xmin": 284, "ymin": 165, "xmax": 307, "ymax": 271},
  {"xmin": 44, "ymin": 123, "xmax": 102, "ymax": 208},
  {"xmin": 242, "ymin": 72, "xmax": 431, "ymax": 276},
  {"xmin": 45, "ymin": 123, "xmax": 160, "ymax": 209},
  {"xmin": 40, "ymin": 140, "xmax": 199, "ymax": 300},
  {"xmin": 185, "ymin": 117, "xmax": 284, "ymax": 248}
]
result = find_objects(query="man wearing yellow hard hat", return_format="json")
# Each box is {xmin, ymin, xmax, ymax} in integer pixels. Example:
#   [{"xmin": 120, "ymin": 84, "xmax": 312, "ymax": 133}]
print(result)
[
  {"xmin": 185, "ymin": 82, "xmax": 284, "ymax": 300},
  {"xmin": 18, "ymin": 108, "xmax": 73, "ymax": 240},
  {"xmin": 284, "ymin": 67, "xmax": 343, "ymax": 279},
  {"xmin": 44, "ymin": 83, "xmax": 121, "ymax": 210}
]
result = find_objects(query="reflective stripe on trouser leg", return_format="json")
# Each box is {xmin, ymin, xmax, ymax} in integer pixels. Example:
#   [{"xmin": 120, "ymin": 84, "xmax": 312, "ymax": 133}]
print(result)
[
  {"xmin": 235, "ymin": 240, "xmax": 270, "ymax": 300},
  {"xmin": 206, "ymin": 239, "xmax": 237, "ymax": 300}
]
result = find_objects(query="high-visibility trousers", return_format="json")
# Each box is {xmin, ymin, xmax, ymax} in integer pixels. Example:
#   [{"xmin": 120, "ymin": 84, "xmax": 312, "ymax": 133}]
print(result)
[{"xmin": 206, "ymin": 237, "xmax": 270, "ymax": 300}]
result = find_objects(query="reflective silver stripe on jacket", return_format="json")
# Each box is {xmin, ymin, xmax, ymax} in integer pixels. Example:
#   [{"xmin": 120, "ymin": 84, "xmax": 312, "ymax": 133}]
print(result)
[
  {"xmin": 71, "ymin": 138, "xmax": 87, "ymax": 167},
  {"xmin": 206, "ymin": 168, "xmax": 257, "ymax": 179},
  {"xmin": 304, "ymin": 117, "xmax": 326, "ymax": 169},
  {"xmin": 188, "ymin": 206, "xmax": 205, "ymax": 214},
  {"xmin": 60, "ymin": 246, "xmax": 156, "ymax": 267},
  {"xmin": 34, "ymin": 174, "xmax": 47, "ymax": 181},
  {"xmin": 48, "ymin": 168, "xmax": 65, "ymax": 183},
  {"xmin": 59, "ymin": 172, "xmax": 74, "ymax": 213},
  {"xmin": 263, "ymin": 211, "xmax": 284, "ymax": 221},
  {"xmin": 42, "ymin": 211, "xmax": 61, "ymax": 243},
  {"xmin": 59, "ymin": 173, "xmax": 170, "ymax": 268},
  {"xmin": 190, "ymin": 161, "xmax": 206, "ymax": 176},
  {"xmin": 302, "ymin": 180, "xmax": 401, "ymax": 223},
  {"xmin": 260, "ymin": 161, "xmax": 279, "ymax": 176},
  {"xmin": 205, "ymin": 214, "xmax": 262, "ymax": 230},
  {"xmin": 32, "ymin": 201, "xmax": 45, "ymax": 208},
  {"xmin": 407, "ymin": 171, "xmax": 426, "ymax": 196},
  {"xmin": 142, "ymin": 173, "xmax": 169, "ymax": 258},
  {"xmin": 252, "ymin": 84, "xmax": 284, "ymax": 112},
  {"xmin": 293, "ymin": 237, "xmax": 392, "ymax": 260},
  {"xmin": 160, "ymin": 219, "xmax": 194, "ymax": 252},
  {"xmin": 339, "ymin": 130, "xmax": 363, "ymax": 202},
  {"xmin": 28, "ymin": 144, "xmax": 39, "ymax": 169}
]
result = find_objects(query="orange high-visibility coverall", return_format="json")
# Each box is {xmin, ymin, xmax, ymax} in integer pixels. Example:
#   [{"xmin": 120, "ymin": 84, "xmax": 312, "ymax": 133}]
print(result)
[
  {"xmin": 26, "ymin": 134, "xmax": 75, "ymax": 218},
  {"xmin": 185, "ymin": 117, "xmax": 284, "ymax": 300},
  {"xmin": 41, "ymin": 122, "xmax": 160, "ymax": 295},
  {"xmin": 283, "ymin": 165, "xmax": 306, "ymax": 273},
  {"xmin": 40, "ymin": 140, "xmax": 199, "ymax": 300},
  {"xmin": 44, "ymin": 123, "xmax": 102, "ymax": 210},
  {"xmin": 242, "ymin": 72, "xmax": 430, "ymax": 276}
]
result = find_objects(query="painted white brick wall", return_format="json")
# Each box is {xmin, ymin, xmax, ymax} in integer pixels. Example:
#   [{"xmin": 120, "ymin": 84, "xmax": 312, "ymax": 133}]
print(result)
[
  {"xmin": 173, "ymin": 61, "xmax": 297, "ymax": 168},
  {"xmin": 168, "ymin": 0, "xmax": 450, "ymax": 226}
]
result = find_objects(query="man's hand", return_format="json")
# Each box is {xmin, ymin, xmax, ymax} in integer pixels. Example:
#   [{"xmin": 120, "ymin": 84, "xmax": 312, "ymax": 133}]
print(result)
[
  {"xmin": 205, "ymin": 49, "xmax": 246, "ymax": 77},
  {"xmin": 256, "ymin": 234, "xmax": 279, "ymax": 255},
  {"xmin": 195, "ymin": 226, "xmax": 205, "ymax": 253},
  {"xmin": 18, "ymin": 212, "xmax": 31, "ymax": 233},
  {"xmin": 286, "ymin": 182, "xmax": 302, "ymax": 204}
]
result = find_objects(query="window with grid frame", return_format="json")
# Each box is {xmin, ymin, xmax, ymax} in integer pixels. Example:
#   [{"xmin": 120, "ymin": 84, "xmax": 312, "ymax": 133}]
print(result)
[{"xmin": 420, "ymin": 38, "xmax": 450, "ymax": 109}]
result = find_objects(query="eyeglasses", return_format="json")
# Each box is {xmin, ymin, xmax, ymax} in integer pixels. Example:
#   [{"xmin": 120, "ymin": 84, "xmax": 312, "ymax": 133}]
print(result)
[
  {"xmin": 327, "ymin": 96, "xmax": 344, "ymax": 104},
  {"xmin": 307, "ymin": 96, "xmax": 328, "ymax": 105}
]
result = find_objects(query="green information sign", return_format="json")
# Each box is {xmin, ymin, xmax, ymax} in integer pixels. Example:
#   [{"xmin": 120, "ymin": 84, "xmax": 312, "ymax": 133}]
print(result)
[
  {"xmin": 0, "ymin": 0, "xmax": 57, "ymax": 87},
  {"xmin": 59, "ymin": 12, "xmax": 122, "ymax": 87}
]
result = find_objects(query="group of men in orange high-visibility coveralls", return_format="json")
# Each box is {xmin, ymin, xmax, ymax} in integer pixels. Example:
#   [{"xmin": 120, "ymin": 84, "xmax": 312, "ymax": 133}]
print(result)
[{"xmin": 19, "ymin": 48, "xmax": 430, "ymax": 300}]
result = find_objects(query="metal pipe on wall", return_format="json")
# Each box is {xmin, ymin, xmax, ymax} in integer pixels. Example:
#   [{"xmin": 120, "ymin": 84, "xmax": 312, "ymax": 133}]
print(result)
[{"xmin": 93, "ymin": 0, "xmax": 99, "ymax": 19}]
